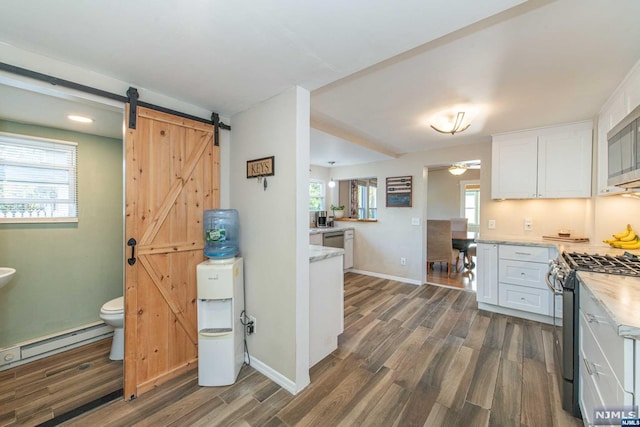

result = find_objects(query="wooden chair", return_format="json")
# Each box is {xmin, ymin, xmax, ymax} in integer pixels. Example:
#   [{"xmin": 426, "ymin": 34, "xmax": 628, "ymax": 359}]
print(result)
[
  {"xmin": 450, "ymin": 217, "xmax": 468, "ymax": 240},
  {"xmin": 451, "ymin": 217, "xmax": 473, "ymax": 267},
  {"xmin": 427, "ymin": 220, "xmax": 460, "ymax": 276}
]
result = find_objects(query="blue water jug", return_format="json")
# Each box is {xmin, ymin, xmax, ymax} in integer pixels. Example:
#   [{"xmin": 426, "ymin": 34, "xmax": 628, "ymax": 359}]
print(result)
[{"xmin": 204, "ymin": 209, "xmax": 239, "ymax": 259}]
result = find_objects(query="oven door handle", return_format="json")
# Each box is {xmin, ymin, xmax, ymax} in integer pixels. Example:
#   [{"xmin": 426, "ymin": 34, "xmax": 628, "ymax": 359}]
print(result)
[{"xmin": 545, "ymin": 271, "xmax": 562, "ymax": 295}]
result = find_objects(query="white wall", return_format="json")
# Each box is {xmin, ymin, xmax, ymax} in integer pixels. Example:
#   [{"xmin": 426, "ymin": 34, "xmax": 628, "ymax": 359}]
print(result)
[
  {"xmin": 332, "ymin": 139, "xmax": 492, "ymax": 284},
  {"xmin": 332, "ymin": 135, "xmax": 639, "ymax": 287},
  {"xmin": 230, "ymin": 87, "xmax": 310, "ymax": 392},
  {"xmin": 427, "ymin": 168, "xmax": 481, "ymax": 220}
]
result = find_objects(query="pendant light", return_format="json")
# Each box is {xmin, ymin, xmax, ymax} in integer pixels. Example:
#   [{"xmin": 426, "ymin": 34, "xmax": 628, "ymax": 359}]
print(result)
[{"xmin": 328, "ymin": 161, "xmax": 336, "ymax": 187}]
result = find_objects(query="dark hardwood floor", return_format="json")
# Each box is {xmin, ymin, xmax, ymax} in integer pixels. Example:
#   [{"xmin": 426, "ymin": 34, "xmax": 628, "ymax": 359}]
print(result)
[
  {"xmin": 0, "ymin": 338, "xmax": 122, "ymax": 426},
  {"xmin": 4, "ymin": 272, "xmax": 581, "ymax": 426}
]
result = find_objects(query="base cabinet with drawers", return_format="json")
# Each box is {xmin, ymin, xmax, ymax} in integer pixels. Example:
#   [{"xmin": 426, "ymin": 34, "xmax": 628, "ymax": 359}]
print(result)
[
  {"xmin": 579, "ymin": 282, "xmax": 635, "ymax": 426},
  {"xmin": 476, "ymin": 242, "xmax": 558, "ymax": 322}
]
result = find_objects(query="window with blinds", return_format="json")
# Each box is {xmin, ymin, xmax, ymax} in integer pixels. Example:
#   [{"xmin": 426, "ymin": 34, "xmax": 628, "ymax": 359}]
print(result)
[{"xmin": 0, "ymin": 132, "xmax": 78, "ymax": 222}]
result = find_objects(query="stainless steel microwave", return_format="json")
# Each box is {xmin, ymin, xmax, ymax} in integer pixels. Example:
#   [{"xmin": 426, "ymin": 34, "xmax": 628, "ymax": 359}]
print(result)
[{"xmin": 608, "ymin": 104, "xmax": 640, "ymax": 188}]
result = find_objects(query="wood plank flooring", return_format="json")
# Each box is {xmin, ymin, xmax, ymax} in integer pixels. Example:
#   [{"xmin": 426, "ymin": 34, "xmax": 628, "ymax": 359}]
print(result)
[
  {"xmin": 426, "ymin": 260, "xmax": 477, "ymax": 291},
  {"xmin": 7, "ymin": 273, "xmax": 581, "ymax": 426},
  {"xmin": 0, "ymin": 338, "xmax": 122, "ymax": 426}
]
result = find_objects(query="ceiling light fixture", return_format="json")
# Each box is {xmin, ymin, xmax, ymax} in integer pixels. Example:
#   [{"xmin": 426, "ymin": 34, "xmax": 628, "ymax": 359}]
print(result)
[
  {"xmin": 67, "ymin": 114, "xmax": 93, "ymax": 123},
  {"xmin": 448, "ymin": 163, "xmax": 468, "ymax": 176},
  {"xmin": 328, "ymin": 161, "xmax": 336, "ymax": 188},
  {"xmin": 431, "ymin": 111, "xmax": 470, "ymax": 135}
]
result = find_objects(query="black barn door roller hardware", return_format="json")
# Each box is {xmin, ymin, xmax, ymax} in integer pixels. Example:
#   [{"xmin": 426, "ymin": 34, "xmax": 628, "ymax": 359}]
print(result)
[{"xmin": 0, "ymin": 62, "xmax": 230, "ymax": 145}]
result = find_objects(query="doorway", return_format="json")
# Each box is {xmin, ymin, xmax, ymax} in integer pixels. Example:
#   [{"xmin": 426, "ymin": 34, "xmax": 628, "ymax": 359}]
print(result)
[
  {"xmin": 0, "ymin": 80, "xmax": 125, "ymax": 420},
  {"xmin": 425, "ymin": 160, "xmax": 480, "ymax": 290}
]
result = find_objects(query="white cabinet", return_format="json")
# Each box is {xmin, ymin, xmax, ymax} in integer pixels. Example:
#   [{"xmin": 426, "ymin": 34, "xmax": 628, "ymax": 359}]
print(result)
[
  {"xmin": 309, "ymin": 233, "xmax": 322, "ymax": 245},
  {"xmin": 309, "ymin": 254, "xmax": 344, "ymax": 367},
  {"xmin": 343, "ymin": 229, "xmax": 354, "ymax": 270},
  {"xmin": 476, "ymin": 243, "xmax": 498, "ymax": 305},
  {"xmin": 498, "ymin": 244, "xmax": 551, "ymax": 316},
  {"xmin": 492, "ymin": 121, "xmax": 592, "ymax": 199},
  {"xmin": 476, "ymin": 243, "xmax": 557, "ymax": 321},
  {"xmin": 579, "ymin": 282, "xmax": 635, "ymax": 426},
  {"xmin": 597, "ymin": 59, "xmax": 640, "ymax": 196}
]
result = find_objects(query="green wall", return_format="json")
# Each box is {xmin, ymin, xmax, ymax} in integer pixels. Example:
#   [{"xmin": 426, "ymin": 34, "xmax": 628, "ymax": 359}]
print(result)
[{"xmin": 0, "ymin": 120, "xmax": 123, "ymax": 348}]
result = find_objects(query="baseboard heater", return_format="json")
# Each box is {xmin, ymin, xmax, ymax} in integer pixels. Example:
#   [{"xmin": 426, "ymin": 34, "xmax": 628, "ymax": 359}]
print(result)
[{"xmin": 0, "ymin": 322, "xmax": 113, "ymax": 370}]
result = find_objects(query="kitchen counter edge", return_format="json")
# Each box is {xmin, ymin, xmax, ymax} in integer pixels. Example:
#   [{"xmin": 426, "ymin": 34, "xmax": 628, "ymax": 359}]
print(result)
[
  {"xmin": 309, "ymin": 244, "xmax": 344, "ymax": 262},
  {"xmin": 309, "ymin": 227, "xmax": 355, "ymax": 235}
]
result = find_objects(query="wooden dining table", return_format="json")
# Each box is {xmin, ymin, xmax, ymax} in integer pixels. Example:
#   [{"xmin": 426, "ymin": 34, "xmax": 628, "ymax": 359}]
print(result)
[{"xmin": 452, "ymin": 231, "xmax": 478, "ymax": 269}]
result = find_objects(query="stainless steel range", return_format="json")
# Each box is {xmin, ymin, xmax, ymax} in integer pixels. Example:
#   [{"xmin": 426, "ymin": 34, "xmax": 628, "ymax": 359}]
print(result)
[{"xmin": 547, "ymin": 251, "xmax": 640, "ymax": 418}]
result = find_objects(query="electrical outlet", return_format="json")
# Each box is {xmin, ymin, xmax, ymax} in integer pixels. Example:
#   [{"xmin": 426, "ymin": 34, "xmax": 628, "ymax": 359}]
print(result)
[
  {"xmin": 247, "ymin": 315, "xmax": 256, "ymax": 335},
  {"xmin": 524, "ymin": 218, "xmax": 533, "ymax": 231},
  {"xmin": 400, "ymin": 257, "xmax": 407, "ymax": 266},
  {"xmin": 488, "ymin": 219, "xmax": 496, "ymax": 230},
  {"xmin": 411, "ymin": 217, "xmax": 420, "ymax": 226}
]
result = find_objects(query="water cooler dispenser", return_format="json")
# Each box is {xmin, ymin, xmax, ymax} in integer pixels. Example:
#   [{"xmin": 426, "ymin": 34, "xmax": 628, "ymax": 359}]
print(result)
[{"xmin": 197, "ymin": 257, "xmax": 244, "ymax": 386}]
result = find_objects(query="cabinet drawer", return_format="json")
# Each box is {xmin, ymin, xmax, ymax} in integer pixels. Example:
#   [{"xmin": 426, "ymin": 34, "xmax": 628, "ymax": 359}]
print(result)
[
  {"xmin": 580, "ymin": 311, "xmax": 632, "ymax": 407},
  {"xmin": 580, "ymin": 286, "xmax": 628, "ymax": 389},
  {"xmin": 498, "ymin": 259, "xmax": 548, "ymax": 289},
  {"xmin": 498, "ymin": 283, "xmax": 551, "ymax": 315},
  {"xmin": 499, "ymin": 245, "xmax": 549, "ymax": 263},
  {"xmin": 579, "ymin": 355, "xmax": 602, "ymax": 427}
]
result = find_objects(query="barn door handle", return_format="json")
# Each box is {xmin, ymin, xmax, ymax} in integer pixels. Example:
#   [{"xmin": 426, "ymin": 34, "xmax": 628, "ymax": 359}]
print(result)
[{"xmin": 127, "ymin": 238, "xmax": 137, "ymax": 265}]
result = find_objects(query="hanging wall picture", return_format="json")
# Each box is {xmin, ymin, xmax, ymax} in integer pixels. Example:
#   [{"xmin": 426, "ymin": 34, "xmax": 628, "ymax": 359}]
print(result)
[
  {"xmin": 246, "ymin": 156, "xmax": 275, "ymax": 178},
  {"xmin": 386, "ymin": 176, "xmax": 412, "ymax": 207}
]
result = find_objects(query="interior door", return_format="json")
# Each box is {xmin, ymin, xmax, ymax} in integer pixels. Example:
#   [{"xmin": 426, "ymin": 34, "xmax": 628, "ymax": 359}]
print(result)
[{"xmin": 124, "ymin": 105, "xmax": 219, "ymax": 399}]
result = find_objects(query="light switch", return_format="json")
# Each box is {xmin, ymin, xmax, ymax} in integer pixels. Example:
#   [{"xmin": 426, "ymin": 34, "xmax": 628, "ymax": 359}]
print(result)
[{"xmin": 411, "ymin": 217, "xmax": 420, "ymax": 226}]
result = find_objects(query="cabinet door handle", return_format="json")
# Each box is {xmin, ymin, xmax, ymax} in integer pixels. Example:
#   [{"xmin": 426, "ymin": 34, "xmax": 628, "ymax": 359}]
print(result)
[
  {"xmin": 515, "ymin": 252, "xmax": 531, "ymax": 256},
  {"xmin": 583, "ymin": 357, "xmax": 595, "ymax": 376}
]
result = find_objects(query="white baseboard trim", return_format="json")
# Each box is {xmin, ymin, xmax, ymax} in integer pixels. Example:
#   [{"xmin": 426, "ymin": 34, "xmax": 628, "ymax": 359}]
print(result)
[
  {"xmin": 425, "ymin": 281, "xmax": 476, "ymax": 293},
  {"xmin": 477, "ymin": 302, "xmax": 554, "ymax": 325},
  {"xmin": 245, "ymin": 354, "xmax": 304, "ymax": 395},
  {"xmin": 348, "ymin": 269, "xmax": 422, "ymax": 286}
]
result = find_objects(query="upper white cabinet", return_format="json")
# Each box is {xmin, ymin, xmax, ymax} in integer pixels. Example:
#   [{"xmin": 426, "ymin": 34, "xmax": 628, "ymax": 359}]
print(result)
[
  {"xmin": 492, "ymin": 121, "xmax": 593, "ymax": 199},
  {"xmin": 597, "ymin": 60, "xmax": 640, "ymax": 196}
]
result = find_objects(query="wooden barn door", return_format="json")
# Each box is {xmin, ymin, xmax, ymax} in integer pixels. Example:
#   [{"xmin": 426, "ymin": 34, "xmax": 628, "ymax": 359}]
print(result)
[{"xmin": 124, "ymin": 106, "xmax": 219, "ymax": 399}]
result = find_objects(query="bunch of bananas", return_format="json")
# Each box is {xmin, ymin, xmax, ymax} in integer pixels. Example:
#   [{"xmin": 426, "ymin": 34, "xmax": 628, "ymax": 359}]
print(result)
[{"xmin": 603, "ymin": 224, "xmax": 640, "ymax": 249}]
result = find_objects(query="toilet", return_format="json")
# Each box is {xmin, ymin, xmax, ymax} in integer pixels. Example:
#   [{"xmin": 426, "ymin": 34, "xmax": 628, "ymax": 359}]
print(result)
[{"xmin": 100, "ymin": 296, "xmax": 124, "ymax": 361}]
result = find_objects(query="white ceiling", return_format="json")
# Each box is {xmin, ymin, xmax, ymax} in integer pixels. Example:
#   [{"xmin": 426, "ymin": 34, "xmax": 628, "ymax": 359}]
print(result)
[
  {"xmin": 0, "ymin": 84, "xmax": 123, "ymax": 139},
  {"xmin": 1, "ymin": 0, "xmax": 639, "ymax": 165}
]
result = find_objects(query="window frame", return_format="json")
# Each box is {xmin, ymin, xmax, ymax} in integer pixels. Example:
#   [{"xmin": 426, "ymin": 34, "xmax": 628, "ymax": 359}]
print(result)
[
  {"xmin": 309, "ymin": 179, "xmax": 326, "ymax": 212},
  {"xmin": 460, "ymin": 179, "xmax": 480, "ymax": 230},
  {"xmin": 0, "ymin": 131, "xmax": 79, "ymax": 224}
]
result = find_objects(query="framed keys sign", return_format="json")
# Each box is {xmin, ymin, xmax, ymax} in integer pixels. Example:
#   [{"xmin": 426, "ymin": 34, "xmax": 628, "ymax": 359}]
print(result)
[{"xmin": 386, "ymin": 176, "xmax": 412, "ymax": 207}]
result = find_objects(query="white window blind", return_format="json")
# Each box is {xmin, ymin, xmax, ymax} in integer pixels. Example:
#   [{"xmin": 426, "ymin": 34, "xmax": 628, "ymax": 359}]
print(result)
[{"xmin": 0, "ymin": 132, "xmax": 78, "ymax": 223}]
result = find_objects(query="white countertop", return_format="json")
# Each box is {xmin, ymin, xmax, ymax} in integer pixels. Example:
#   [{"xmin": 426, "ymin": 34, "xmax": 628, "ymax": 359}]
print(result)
[
  {"xmin": 480, "ymin": 235, "xmax": 640, "ymax": 339},
  {"xmin": 578, "ymin": 271, "xmax": 640, "ymax": 340},
  {"xmin": 477, "ymin": 235, "xmax": 638, "ymax": 256},
  {"xmin": 309, "ymin": 244, "xmax": 344, "ymax": 262}
]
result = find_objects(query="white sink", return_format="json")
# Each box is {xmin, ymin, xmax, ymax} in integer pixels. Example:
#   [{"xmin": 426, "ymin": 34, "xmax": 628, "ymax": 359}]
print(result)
[{"xmin": 0, "ymin": 268, "xmax": 16, "ymax": 289}]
